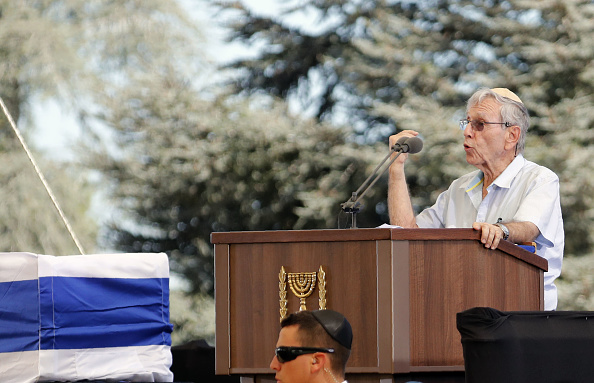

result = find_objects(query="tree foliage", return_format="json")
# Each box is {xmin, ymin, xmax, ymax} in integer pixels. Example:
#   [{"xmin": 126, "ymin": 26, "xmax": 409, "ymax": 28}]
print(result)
[
  {"xmin": 0, "ymin": 0, "xmax": 99, "ymax": 254},
  {"xmin": 558, "ymin": 255, "xmax": 594, "ymax": 310},
  {"xmin": 0, "ymin": 0, "xmax": 206, "ymax": 253}
]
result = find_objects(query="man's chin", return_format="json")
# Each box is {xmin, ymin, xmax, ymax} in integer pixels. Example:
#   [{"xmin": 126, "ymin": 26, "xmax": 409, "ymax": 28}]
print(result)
[{"xmin": 465, "ymin": 155, "xmax": 478, "ymax": 167}]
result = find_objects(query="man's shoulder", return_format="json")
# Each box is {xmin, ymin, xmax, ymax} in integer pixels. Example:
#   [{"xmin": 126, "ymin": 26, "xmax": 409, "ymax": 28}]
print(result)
[{"xmin": 520, "ymin": 158, "xmax": 559, "ymax": 182}]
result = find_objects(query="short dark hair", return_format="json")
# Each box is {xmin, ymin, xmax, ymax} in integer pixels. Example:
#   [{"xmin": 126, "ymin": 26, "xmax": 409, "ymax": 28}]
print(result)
[{"xmin": 281, "ymin": 311, "xmax": 351, "ymax": 375}]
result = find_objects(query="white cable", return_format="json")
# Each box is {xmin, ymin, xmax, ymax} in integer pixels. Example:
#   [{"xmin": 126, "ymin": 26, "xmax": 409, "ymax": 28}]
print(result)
[{"xmin": 0, "ymin": 96, "xmax": 86, "ymax": 255}]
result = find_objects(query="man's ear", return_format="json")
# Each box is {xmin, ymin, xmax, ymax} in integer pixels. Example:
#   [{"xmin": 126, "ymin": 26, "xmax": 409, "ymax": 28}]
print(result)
[
  {"xmin": 310, "ymin": 352, "xmax": 326, "ymax": 373},
  {"xmin": 505, "ymin": 125, "xmax": 521, "ymax": 150}
]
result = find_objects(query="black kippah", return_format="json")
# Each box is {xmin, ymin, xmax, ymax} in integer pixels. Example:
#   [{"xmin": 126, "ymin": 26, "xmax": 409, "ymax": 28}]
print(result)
[{"xmin": 311, "ymin": 310, "xmax": 353, "ymax": 350}]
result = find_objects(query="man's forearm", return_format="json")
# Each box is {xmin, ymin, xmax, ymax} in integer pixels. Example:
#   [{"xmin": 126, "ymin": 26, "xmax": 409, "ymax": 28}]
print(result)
[
  {"xmin": 388, "ymin": 166, "xmax": 418, "ymax": 228},
  {"xmin": 504, "ymin": 221, "xmax": 540, "ymax": 244}
]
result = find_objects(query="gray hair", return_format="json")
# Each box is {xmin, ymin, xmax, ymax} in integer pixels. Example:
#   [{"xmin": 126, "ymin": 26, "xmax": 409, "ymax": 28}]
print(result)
[{"xmin": 466, "ymin": 87, "xmax": 530, "ymax": 154}]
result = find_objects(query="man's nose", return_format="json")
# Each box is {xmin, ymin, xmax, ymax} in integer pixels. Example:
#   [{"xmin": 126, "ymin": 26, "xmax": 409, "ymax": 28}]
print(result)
[
  {"xmin": 463, "ymin": 123, "xmax": 474, "ymax": 137},
  {"xmin": 270, "ymin": 355, "xmax": 281, "ymax": 371}
]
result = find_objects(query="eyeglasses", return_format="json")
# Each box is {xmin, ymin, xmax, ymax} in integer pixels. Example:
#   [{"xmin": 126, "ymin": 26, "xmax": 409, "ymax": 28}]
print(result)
[
  {"xmin": 460, "ymin": 119, "xmax": 512, "ymax": 131},
  {"xmin": 274, "ymin": 346, "xmax": 335, "ymax": 363}
]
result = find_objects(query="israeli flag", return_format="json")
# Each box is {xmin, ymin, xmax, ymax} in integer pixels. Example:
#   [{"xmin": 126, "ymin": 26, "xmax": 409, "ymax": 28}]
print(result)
[{"xmin": 0, "ymin": 252, "xmax": 173, "ymax": 383}]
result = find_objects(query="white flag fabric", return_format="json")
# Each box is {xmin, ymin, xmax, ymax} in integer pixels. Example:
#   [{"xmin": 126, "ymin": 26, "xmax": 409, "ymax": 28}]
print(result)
[{"xmin": 0, "ymin": 252, "xmax": 173, "ymax": 383}]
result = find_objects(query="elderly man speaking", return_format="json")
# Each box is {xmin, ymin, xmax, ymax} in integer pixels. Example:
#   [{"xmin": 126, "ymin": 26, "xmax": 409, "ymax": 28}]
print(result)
[{"xmin": 387, "ymin": 87, "xmax": 564, "ymax": 311}]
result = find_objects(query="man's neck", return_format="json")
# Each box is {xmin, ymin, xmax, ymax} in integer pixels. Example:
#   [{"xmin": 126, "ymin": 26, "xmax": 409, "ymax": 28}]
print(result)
[
  {"xmin": 322, "ymin": 367, "xmax": 343, "ymax": 383},
  {"xmin": 480, "ymin": 154, "xmax": 515, "ymax": 189}
]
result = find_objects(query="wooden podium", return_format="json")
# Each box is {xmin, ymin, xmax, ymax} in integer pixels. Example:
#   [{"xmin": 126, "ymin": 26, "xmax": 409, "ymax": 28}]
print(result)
[{"xmin": 211, "ymin": 228, "xmax": 547, "ymax": 383}]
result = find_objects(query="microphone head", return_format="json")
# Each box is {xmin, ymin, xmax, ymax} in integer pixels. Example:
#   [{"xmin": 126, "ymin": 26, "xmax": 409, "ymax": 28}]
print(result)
[{"xmin": 403, "ymin": 136, "xmax": 423, "ymax": 154}]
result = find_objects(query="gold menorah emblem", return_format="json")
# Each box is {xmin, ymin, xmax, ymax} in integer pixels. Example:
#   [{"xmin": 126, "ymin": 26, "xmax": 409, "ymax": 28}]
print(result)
[
  {"xmin": 288, "ymin": 271, "xmax": 317, "ymax": 311},
  {"xmin": 279, "ymin": 266, "xmax": 327, "ymax": 321}
]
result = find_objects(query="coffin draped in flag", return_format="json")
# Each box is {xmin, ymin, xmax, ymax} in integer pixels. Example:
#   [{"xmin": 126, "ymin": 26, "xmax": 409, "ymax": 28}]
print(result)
[{"xmin": 0, "ymin": 252, "xmax": 173, "ymax": 382}]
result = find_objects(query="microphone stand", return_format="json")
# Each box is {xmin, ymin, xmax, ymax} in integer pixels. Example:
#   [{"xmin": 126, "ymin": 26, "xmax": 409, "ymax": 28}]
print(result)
[{"xmin": 341, "ymin": 147, "xmax": 405, "ymax": 228}]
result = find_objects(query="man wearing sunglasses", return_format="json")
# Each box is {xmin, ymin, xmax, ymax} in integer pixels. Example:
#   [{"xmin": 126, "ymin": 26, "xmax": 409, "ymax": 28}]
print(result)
[
  {"xmin": 270, "ymin": 309, "xmax": 352, "ymax": 383},
  {"xmin": 387, "ymin": 87, "xmax": 564, "ymax": 311}
]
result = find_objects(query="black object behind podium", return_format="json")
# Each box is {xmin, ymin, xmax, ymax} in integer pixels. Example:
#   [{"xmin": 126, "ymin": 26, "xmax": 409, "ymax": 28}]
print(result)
[{"xmin": 457, "ymin": 307, "xmax": 594, "ymax": 383}]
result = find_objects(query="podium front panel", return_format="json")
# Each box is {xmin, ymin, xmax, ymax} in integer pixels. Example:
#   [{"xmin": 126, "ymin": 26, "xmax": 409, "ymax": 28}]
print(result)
[{"xmin": 213, "ymin": 228, "xmax": 546, "ymax": 378}]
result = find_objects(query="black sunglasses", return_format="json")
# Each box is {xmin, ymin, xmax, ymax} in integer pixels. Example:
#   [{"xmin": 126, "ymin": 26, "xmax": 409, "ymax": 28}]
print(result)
[{"xmin": 274, "ymin": 346, "xmax": 335, "ymax": 363}]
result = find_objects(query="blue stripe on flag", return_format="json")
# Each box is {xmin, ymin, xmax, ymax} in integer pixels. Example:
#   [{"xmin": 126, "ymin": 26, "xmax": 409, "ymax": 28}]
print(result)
[
  {"xmin": 39, "ymin": 277, "xmax": 172, "ymax": 350},
  {"xmin": 0, "ymin": 279, "xmax": 39, "ymax": 353}
]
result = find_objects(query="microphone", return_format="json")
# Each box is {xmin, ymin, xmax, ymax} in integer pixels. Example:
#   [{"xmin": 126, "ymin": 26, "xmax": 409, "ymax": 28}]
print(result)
[
  {"xmin": 393, "ymin": 136, "xmax": 423, "ymax": 154},
  {"xmin": 340, "ymin": 135, "xmax": 423, "ymax": 228}
]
